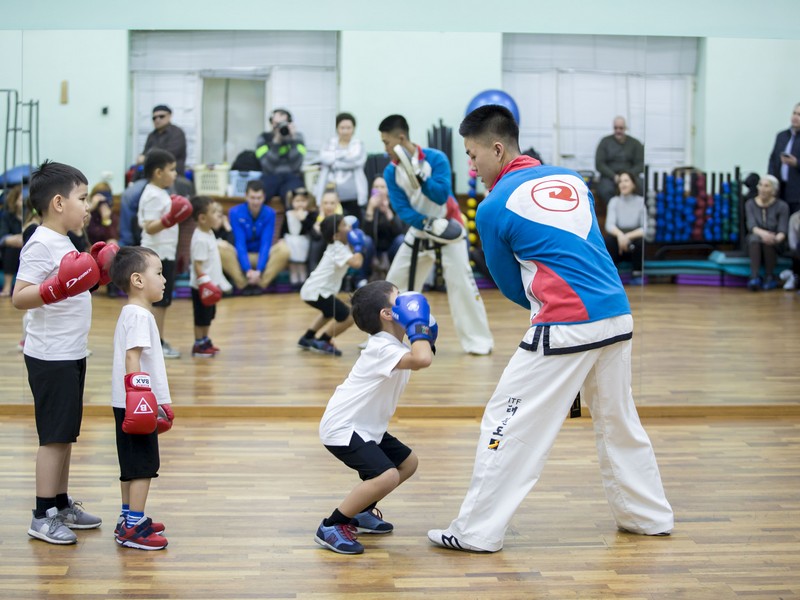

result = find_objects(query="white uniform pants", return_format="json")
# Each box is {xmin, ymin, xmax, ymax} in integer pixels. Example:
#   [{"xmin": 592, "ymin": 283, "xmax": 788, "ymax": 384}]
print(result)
[
  {"xmin": 448, "ymin": 321, "xmax": 673, "ymax": 551},
  {"xmin": 386, "ymin": 235, "xmax": 493, "ymax": 354}
]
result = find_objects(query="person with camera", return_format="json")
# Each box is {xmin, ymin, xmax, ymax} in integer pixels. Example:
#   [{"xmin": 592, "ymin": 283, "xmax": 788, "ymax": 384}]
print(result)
[{"xmin": 255, "ymin": 108, "xmax": 307, "ymax": 208}]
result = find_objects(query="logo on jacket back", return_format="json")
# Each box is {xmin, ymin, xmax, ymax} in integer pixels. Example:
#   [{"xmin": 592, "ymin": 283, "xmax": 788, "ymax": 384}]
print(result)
[{"xmin": 506, "ymin": 174, "xmax": 592, "ymax": 240}]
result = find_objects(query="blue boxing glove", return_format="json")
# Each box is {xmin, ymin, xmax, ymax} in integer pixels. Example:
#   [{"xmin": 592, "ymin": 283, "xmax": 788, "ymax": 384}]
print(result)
[
  {"xmin": 347, "ymin": 229, "xmax": 365, "ymax": 254},
  {"xmin": 392, "ymin": 292, "xmax": 432, "ymax": 343}
]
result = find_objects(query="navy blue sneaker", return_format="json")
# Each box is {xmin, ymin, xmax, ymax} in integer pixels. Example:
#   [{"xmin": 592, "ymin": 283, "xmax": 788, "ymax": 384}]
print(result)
[
  {"xmin": 311, "ymin": 339, "xmax": 342, "ymax": 356},
  {"xmin": 298, "ymin": 336, "xmax": 315, "ymax": 351},
  {"xmin": 747, "ymin": 277, "xmax": 762, "ymax": 291},
  {"xmin": 314, "ymin": 521, "xmax": 364, "ymax": 554},
  {"xmin": 351, "ymin": 508, "xmax": 393, "ymax": 534}
]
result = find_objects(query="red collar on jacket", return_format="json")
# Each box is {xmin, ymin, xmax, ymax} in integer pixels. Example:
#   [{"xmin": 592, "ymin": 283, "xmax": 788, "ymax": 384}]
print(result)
[{"xmin": 489, "ymin": 155, "xmax": 541, "ymax": 191}]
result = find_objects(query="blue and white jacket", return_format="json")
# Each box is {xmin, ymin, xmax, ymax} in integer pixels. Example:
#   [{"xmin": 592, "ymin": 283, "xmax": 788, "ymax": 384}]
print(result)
[{"xmin": 477, "ymin": 156, "xmax": 631, "ymax": 328}]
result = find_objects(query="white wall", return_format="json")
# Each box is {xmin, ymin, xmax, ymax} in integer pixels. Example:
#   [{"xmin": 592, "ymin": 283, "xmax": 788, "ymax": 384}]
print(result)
[
  {"xmin": 0, "ymin": 30, "xmax": 129, "ymax": 189},
  {"xmin": 1, "ymin": 0, "xmax": 799, "ymax": 190},
  {"xmin": 340, "ymin": 31, "xmax": 502, "ymax": 191},
  {"xmin": 696, "ymin": 37, "xmax": 800, "ymax": 178}
]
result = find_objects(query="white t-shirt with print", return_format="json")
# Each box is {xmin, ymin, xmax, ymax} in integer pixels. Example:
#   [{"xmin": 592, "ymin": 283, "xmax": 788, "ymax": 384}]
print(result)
[
  {"xmin": 319, "ymin": 332, "xmax": 411, "ymax": 446},
  {"xmin": 111, "ymin": 304, "xmax": 172, "ymax": 408},
  {"xmin": 17, "ymin": 225, "xmax": 91, "ymax": 361},
  {"xmin": 300, "ymin": 240, "xmax": 353, "ymax": 301},
  {"xmin": 138, "ymin": 183, "xmax": 178, "ymax": 260},
  {"xmin": 189, "ymin": 228, "xmax": 232, "ymax": 292}
]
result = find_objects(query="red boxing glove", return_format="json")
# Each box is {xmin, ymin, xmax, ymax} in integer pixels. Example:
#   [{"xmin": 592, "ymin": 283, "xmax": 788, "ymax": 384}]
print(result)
[
  {"xmin": 90, "ymin": 241, "xmax": 120, "ymax": 286},
  {"xmin": 39, "ymin": 251, "xmax": 100, "ymax": 305},
  {"xmin": 161, "ymin": 194, "xmax": 192, "ymax": 228},
  {"xmin": 156, "ymin": 404, "xmax": 174, "ymax": 434},
  {"xmin": 122, "ymin": 372, "xmax": 158, "ymax": 435},
  {"xmin": 197, "ymin": 274, "xmax": 222, "ymax": 306}
]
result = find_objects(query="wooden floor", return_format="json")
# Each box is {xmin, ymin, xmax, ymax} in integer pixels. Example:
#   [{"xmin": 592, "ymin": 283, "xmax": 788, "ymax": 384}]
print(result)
[
  {"xmin": 1, "ymin": 284, "xmax": 799, "ymax": 416},
  {"xmin": 0, "ymin": 414, "xmax": 798, "ymax": 599},
  {"xmin": 1, "ymin": 284, "xmax": 799, "ymax": 598}
]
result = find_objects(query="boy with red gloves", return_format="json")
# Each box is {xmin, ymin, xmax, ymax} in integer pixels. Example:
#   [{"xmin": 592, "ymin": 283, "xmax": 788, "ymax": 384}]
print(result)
[
  {"xmin": 108, "ymin": 246, "xmax": 176, "ymax": 550},
  {"xmin": 13, "ymin": 161, "xmax": 104, "ymax": 545},
  {"xmin": 188, "ymin": 196, "xmax": 231, "ymax": 357},
  {"xmin": 136, "ymin": 148, "xmax": 192, "ymax": 359}
]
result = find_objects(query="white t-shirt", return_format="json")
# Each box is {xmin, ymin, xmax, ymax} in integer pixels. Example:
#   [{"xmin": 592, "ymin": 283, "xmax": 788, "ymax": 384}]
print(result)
[
  {"xmin": 319, "ymin": 332, "xmax": 411, "ymax": 446},
  {"xmin": 189, "ymin": 228, "xmax": 232, "ymax": 292},
  {"xmin": 111, "ymin": 304, "xmax": 172, "ymax": 408},
  {"xmin": 300, "ymin": 240, "xmax": 353, "ymax": 301},
  {"xmin": 138, "ymin": 183, "xmax": 178, "ymax": 260},
  {"xmin": 17, "ymin": 225, "xmax": 91, "ymax": 361}
]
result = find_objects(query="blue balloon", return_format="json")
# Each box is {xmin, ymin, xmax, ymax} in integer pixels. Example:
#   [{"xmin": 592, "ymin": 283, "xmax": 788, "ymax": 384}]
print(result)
[{"xmin": 466, "ymin": 90, "xmax": 520, "ymax": 124}]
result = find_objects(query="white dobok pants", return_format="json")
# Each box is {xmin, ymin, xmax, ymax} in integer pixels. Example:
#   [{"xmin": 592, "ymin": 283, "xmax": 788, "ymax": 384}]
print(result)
[{"xmin": 448, "ymin": 315, "xmax": 674, "ymax": 551}]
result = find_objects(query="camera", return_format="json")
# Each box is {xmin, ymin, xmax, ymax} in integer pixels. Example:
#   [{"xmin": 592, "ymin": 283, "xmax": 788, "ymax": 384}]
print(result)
[{"xmin": 276, "ymin": 121, "xmax": 290, "ymax": 137}]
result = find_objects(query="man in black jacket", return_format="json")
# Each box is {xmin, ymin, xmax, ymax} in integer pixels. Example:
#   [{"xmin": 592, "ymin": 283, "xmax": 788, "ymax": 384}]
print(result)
[{"xmin": 768, "ymin": 102, "xmax": 800, "ymax": 215}]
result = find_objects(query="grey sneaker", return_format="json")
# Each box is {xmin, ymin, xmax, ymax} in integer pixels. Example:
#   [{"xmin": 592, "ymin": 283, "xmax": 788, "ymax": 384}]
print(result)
[
  {"xmin": 28, "ymin": 507, "xmax": 77, "ymax": 545},
  {"xmin": 161, "ymin": 341, "xmax": 181, "ymax": 359},
  {"xmin": 59, "ymin": 497, "xmax": 102, "ymax": 530}
]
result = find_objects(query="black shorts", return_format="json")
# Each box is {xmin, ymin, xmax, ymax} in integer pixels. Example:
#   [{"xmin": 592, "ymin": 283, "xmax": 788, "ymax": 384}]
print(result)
[
  {"xmin": 325, "ymin": 431, "xmax": 412, "ymax": 481},
  {"xmin": 152, "ymin": 258, "xmax": 176, "ymax": 308},
  {"xmin": 25, "ymin": 355, "xmax": 86, "ymax": 445},
  {"xmin": 113, "ymin": 407, "xmax": 160, "ymax": 481},
  {"xmin": 305, "ymin": 296, "xmax": 350, "ymax": 322},
  {"xmin": 191, "ymin": 288, "xmax": 216, "ymax": 327}
]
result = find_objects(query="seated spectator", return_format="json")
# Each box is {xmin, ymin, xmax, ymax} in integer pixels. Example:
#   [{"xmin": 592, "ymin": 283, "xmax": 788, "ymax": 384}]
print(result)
[
  {"xmin": 314, "ymin": 112, "xmax": 368, "ymax": 221},
  {"xmin": 256, "ymin": 108, "xmax": 306, "ymax": 207},
  {"xmin": 281, "ymin": 187, "xmax": 318, "ymax": 288},
  {"xmin": 218, "ymin": 179, "xmax": 291, "ymax": 295},
  {"xmin": 86, "ymin": 182, "xmax": 119, "ymax": 245},
  {"xmin": 363, "ymin": 176, "xmax": 407, "ymax": 280},
  {"xmin": 309, "ymin": 187, "xmax": 344, "ymax": 273},
  {"xmin": 0, "ymin": 185, "xmax": 24, "ymax": 296},
  {"xmin": 118, "ymin": 179, "xmax": 147, "ymax": 247},
  {"xmin": 137, "ymin": 104, "xmax": 187, "ymax": 175},
  {"xmin": 745, "ymin": 174, "xmax": 789, "ymax": 291},
  {"xmin": 595, "ymin": 117, "xmax": 644, "ymax": 206},
  {"xmin": 603, "ymin": 171, "xmax": 646, "ymax": 286}
]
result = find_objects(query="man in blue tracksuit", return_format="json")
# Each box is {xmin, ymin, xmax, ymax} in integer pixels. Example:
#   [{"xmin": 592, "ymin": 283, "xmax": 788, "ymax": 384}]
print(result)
[
  {"xmin": 378, "ymin": 114, "xmax": 493, "ymax": 355},
  {"xmin": 428, "ymin": 105, "xmax": 673, "ymax": 553},
  {"xmin": 220, "ymin": 179, "xmax": 289, "ymax": 295}
]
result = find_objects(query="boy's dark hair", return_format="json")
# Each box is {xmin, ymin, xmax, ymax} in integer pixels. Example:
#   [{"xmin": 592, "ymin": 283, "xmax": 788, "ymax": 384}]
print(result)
[
  {"xmin": 336, "ymin": 112, "xmax": 356, "ymax": 128},
  {"xmin": 378, "ymin": 114, "xmax": 409, "ymax": 135},
  {"xmin": 351, "ymin": 280, "xmax": 396, "ymax": 335},
  {"xmin": 459, "ymin": 105, "xmax": 520, "ymax": 152},
  {"xmin": 246, "ymin": 179, "xmax": 265, "ymax": 194},
  {"xmin": 191, "ymin": 195, "xmax": 214, "ymax": 220},
  {"xmin": 29, "ymin": 160, "xmax": 88, "ymax": 216},
  {"xmin": 319, "ymin": 214, "xmax": 342, "ymax": 245},
  {"xmin": 143, "ymin": 149, "xmax": 176, "ymax": 181},
  {"xmin": 109, "ymin": 246, "xmax": 159, "ymax": 293}
]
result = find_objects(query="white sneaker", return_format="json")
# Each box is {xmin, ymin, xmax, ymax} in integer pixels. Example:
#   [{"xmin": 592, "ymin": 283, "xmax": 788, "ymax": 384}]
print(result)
[
  {"xmin": 779, "ymin": 269, "xmax": 792, "ymax": 282},
  {"xmin": 427, "ymin": 528, "xmax": 494, "ymax": 552},
  {"xmin": 783, "ymin": 273, "xmax": 796, "ymax": 290},
  {"xmin": 161, "ymin": 341, "xmax": 181, "ymax": 359}
]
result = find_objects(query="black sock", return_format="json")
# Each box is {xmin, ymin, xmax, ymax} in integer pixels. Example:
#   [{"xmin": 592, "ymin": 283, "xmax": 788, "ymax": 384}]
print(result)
[
  {"xmin": 319, "ymin": 333, "xmax": 332, "ymax": 343},
  {"xmin": 303, "ymin": 329, "xmax": 316, "ymax": 340},
  {"xmin": 35, "ymin": 496, "xmax": 57, "ymax": 518},
  {"xmin": 323, "ymin": 508, "xmax": 352, "ymax": 527},
  {"xmin": 359, "ymin": 502, "xmax": 377, "ymax": 515},
  {"xmin": 55, "ymin": 493, "xmax": 70, "ymax": 510}
]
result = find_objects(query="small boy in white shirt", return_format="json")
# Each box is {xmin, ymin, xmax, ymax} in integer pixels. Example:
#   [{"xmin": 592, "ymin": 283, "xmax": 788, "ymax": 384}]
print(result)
[
  {"xmin": 189, "ymin": 197, "xmax": 231, "ymax": 357},
  {"xmin": 297, "ymin": 214, "xmax": 365, "ymax": 356},
  {"xmin": 137, "ymin": 149, "xmax": 192, "ymax": 359},
  {"xmin": 108, "ymin": 245, "xmax": 174, "ymax": 550},
  {"xmin": 315, "ymin": 281, "xmax": 436, "ymax": 555}
]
